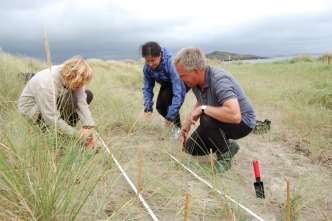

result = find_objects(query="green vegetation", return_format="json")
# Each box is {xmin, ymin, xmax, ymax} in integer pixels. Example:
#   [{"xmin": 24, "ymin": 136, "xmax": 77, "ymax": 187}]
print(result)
[
  {"xmin": 0, "ymin": 53, "xmax": 106, "ymax": 220},
  {"xmin": 210, "ymin": 57, "xmax": 332, "ymax": 159},
  {"xmin": 0, "ymin": 52, "xmax": 331, "ymax": 220}
]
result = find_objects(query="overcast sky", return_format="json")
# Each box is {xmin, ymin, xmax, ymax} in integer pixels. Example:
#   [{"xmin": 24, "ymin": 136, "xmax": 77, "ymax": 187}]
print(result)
[{"xmin": 1, "ymin": 0, "xmax": 331, "ymax": 62}]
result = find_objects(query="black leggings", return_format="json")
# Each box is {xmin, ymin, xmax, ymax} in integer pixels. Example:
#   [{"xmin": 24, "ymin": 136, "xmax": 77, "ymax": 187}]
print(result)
[
  {"xmin": 156, "ymin": 84, "xmax": 182, "ymax": 128},
  {"xmin": 185, "ymin": 115, "xmax": 252, "ymax": 156},
  {"xmin": 56, "ymin": 89, "xmax": 93, "ymax": 127}
]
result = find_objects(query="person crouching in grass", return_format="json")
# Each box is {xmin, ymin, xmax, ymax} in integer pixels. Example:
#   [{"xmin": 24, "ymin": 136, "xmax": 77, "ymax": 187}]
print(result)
[
  {"xmin": 18, "ymin": 56, "xmax": 97, "ymax": 148},
  {"xmin": 141, "ymin": 41, "xmax": 188, "ymax": 138},
  {"xmin": 174, "ymin": 48, "xmax": 256, "ymax": 173}
]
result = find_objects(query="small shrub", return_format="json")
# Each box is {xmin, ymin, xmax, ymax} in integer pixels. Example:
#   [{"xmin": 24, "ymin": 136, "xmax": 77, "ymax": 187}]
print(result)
[
  {"xmin": 288, "ymin": 55, "xmax": 315, "ymax": 64},
  {"xmin": 318, "ymin": 53, "xmax": 332, "ymax": 64}
]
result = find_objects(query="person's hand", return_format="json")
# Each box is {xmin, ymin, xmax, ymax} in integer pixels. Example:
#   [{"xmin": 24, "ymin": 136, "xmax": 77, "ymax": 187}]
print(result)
[
  {"xmin": 191, "ymin": 106, "xmax": 202, "ymax": 123},
  {"xmin": 143, "ymin": 112, "xmax": 153, "ymax": 121},
  {"xmin": 164, "ymin": 119, "xmax": 172, "ymax": 128},
  {"xmin": 180, "ymin": 127, "xmax": 188, "ymax": 151},
  {"xmin": 180, "ymin": 118, "xmax": 192, "ymax": 151},
  {"xmin": 76, "ymin": 128, "xmax": 92, "ymax": 141},
  {"xmin": 77, "ymin": 128, "xmax": 100, "ymax": 151},
  {"xmin": 85, "ymin": 128, "xmax": 102, "ymax": 152}
]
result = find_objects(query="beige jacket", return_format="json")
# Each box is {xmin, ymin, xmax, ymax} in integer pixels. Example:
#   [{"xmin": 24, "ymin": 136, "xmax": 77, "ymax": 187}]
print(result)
[{"xmin": 18, "ymin": 65, "xmax": 96, "ymax": 136}]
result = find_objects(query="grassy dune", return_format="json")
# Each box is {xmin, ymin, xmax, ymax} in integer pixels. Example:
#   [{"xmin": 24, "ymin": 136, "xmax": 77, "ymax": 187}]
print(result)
[
  {"xmin": 0, "ymin": 52, "xmax": 331, "ymax": 220},
  {"xmin": 209, "ymin": 58, "xmax": 332, "ymax": 160}
]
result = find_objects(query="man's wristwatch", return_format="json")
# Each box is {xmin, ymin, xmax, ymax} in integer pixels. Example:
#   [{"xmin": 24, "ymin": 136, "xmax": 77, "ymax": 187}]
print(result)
[{"xmin": 201, "ymin": 105, "xmax": 207, "ymax": 114}]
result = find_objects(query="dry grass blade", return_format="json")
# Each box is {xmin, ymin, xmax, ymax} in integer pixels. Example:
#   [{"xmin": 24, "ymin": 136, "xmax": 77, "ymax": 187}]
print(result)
[
  {"xmin": 136, "ymin": 149, "xmax": 144, "ymax": 194},
  {"xmin": 287, "ymin": 180, "xmax": 292, "ymax": 221},
  {"xmin": 43, "ymin": 31, "xmax": 52, "ymax": 69},
  {"xmin": 184, "ymin": 192, "xmax": 190, "ymax": 221},
  {"xmin": 209, "ymin": 148, "xmax": 215, "ymax": 176}
]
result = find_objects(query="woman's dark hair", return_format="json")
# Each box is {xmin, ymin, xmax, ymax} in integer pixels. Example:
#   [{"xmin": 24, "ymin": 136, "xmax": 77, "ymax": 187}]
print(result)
[{"xmin": 141, "ymin": 41, "xmax": 162, "ymax": 57}]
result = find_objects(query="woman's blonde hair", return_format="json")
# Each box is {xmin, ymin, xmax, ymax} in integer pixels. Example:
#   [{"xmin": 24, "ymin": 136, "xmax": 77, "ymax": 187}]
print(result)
[{"xmin": 60, "ymin": 56, "xmax": 92, "ymax": 87}]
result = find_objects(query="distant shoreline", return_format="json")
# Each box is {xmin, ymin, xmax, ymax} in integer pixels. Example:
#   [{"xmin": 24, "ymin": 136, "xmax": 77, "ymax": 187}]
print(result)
[
  {"xmin": 232, "ymin": 55, "xmax": 320, "ymax": 64},
  {"xmin": 0, "ymin": 50, "xmax": 323, "ymax": 64}
]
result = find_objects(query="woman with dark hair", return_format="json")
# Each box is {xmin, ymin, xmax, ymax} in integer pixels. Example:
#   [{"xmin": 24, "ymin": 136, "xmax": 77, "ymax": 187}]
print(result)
[{"xmin": 141, "ymin": 41, "xmax": 187, "ymax": 137}]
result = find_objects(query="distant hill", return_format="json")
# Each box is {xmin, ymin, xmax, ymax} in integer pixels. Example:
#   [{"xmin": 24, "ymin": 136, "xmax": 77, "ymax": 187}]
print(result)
[{"xmin": 206, "ymin": 51, "xmax": 267, "ymax": 61}]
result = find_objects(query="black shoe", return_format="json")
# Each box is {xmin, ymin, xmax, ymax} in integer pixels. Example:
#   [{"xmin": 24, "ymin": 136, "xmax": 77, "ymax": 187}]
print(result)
[{"xmin": 215, "ymin": 140, "xmax": 240, "ymax": 173}]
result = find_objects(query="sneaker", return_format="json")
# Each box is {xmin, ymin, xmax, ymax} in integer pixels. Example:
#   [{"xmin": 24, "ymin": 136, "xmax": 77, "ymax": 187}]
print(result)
[
  {"xmin": 170, "ymin": 126, "xmax": 181, "ymax": 140},
  {"xmin": 215, "ymin": 140, "xmax": 240, "ymax": 173}
]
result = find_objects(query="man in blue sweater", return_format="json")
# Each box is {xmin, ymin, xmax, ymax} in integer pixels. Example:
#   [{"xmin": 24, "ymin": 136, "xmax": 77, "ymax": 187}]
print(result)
[{"xmin": 141, "ymin": 41, "xmax": 187, "ymax": 136}]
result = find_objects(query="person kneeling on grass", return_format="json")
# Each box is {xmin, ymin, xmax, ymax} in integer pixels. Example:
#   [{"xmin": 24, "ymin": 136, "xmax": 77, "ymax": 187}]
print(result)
[
  {"xmin": 173, "ymin": 48, "xmax": 256, "ymax": 172},
  {"xmin": 18, "ymin": 56, "xmax": 98, "ymax": 149},
  {"xmin": 141, "ymin": 41, "xmax": 188, "ymax": 138}
]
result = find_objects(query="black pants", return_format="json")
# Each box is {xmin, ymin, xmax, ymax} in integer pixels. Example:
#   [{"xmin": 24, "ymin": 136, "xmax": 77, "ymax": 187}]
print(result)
[
  {"xmin": 58, "ymin": 89, "xmax": 93, "ymax": 126},
  {"xmin": 39, "ymin": 89, "xmax": 94, "ymax": 127},
  {"xmin": 156, "ymin": 83, "xmax": 182, "ymax": 128},
  {"xmin": 185, "ymin": 115, "xmax": 252, "ymax": 156}
]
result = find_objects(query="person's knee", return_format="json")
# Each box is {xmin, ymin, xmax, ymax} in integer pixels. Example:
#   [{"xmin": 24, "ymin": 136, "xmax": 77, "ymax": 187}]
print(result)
[
  {"xmin": 156, "ymin": 88, "xmax": 172, "ymax": 114},
  {"xmin": 156, "ymin": 104, "xmax": 164, "ymax": 116},
  {"xmin": 155, "ymin": 101, "xmax": 162, "ymax": 112},
  {"xmin": 200, "ymin": 114, "xmax": 219, "ymax": 129},
  {"xmin": 185, "ymin": 138, "xmax": 210, "ymax": 156},
  {"xmin": 156, "ymin": 100, "xmax": 168, "ymax": 116},
  {"xmin": 85, "ymin": 90, "xmax": 93, "ymax": 104}
]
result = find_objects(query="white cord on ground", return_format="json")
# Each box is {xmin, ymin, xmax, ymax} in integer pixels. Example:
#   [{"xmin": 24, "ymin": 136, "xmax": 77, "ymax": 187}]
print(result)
[
  {"xmin": 96, "ymin": 133, "xmax": 159, "ymax": 221},
  {"xmin": 167, "ymin": 152, "xmax": 266, "ymax": 221}
]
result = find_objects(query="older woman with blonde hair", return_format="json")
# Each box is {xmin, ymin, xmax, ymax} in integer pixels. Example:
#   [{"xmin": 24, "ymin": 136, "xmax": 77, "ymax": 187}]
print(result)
[{"xmin": 18, "ymin": 56, "xmax": 96, "ymax": 144}]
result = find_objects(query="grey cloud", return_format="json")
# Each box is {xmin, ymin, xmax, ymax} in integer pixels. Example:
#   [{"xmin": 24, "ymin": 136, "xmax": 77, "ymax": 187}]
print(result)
[
  {"xmin": 199, "ymin": 13, "xmax": 332, "ymax": 57},
  {"xmin": 0, "ymin": 0, "xmax": 56, "ymax": 10},
  {"xmin": 0, "ymin": 3, "xmax": 331, "ymax": 62},
  {"xmin": 0, "ymin": 3, "xmax": 193, "ymax": 62}
]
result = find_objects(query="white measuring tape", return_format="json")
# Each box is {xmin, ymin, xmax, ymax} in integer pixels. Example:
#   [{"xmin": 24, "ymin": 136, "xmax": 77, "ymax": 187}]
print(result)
[
  {"xmin": 168, "ymin": 152, "xmax": 266, "ymax": 221},
  {"xmin": 97, "ymin": 133, "xmax": 159, "ymax": 221}
]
